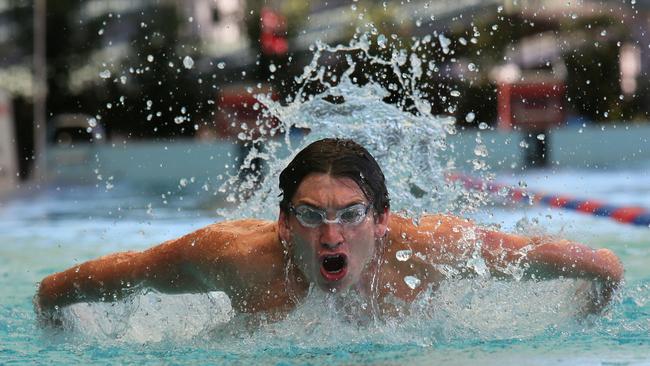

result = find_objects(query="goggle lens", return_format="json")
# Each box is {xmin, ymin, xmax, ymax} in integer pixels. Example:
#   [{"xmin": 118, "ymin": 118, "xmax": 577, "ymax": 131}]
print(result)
[{"xmin": 291, "ymin": 204, "xmax": 370, "ymax": 228}]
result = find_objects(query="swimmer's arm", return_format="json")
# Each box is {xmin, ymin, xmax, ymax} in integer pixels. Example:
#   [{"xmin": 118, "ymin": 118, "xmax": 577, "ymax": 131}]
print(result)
[
  {"xmin": 478, "ymin": 228, "xmax": 624, "ymax": 311},
  {"xmin": 407, "ymin": 214, "xmax": 622, "ymax": 284},
  {"xmin": 35, "ymin": 223, "xmax": 245, "ymax": 314},
  {"xmin": 398, "ymin": 214, "xmax": 623, "ymax": 310},
  {"xmin": 478, "ymin": 229, "xmax": 623, "ymax": 283}
]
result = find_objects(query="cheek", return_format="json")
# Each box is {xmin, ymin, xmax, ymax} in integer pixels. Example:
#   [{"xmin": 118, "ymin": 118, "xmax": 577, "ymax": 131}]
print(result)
[
  {"xmin": 290, "ymin": 229, "xmax": 318, "ymax": 260},
  {"xmin": 348, "ymin": 228, "xmax": 376, "ymax": 262}
]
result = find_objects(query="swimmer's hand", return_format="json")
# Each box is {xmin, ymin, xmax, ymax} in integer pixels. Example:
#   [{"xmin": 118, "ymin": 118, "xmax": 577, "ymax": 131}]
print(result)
[
  {"xmin": 33, "ymin": 293, "xmax": 63, "ymax": 328},
  {"xmin": 584, "ymin": 249, "xmax": 624, "ymax": 314},
  {"xmin": 537, "ymin": 244, "xmax": 623, "ymax": 314}
]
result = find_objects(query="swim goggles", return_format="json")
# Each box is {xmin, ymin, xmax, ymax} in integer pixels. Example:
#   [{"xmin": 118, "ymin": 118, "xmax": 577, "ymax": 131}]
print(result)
[{"xmin": 288, "ymin": 203, "xmax": 371, "ymax": 228}]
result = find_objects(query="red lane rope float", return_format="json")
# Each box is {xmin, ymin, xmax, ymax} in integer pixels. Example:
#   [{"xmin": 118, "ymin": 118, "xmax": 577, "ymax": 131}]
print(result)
[{"xmin": 446, "ymin": 173, "xmax": 650, "ymax": 227}]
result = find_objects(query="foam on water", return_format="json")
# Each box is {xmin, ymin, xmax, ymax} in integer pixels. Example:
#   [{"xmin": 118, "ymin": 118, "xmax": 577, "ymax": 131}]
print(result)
[
  {"xmin": 57, "ymin": 277, "xmax": 595, "ymax": 346},
  {"xmin": 52, "ymin": 32, "xmax": 614, "ymax": 348}
]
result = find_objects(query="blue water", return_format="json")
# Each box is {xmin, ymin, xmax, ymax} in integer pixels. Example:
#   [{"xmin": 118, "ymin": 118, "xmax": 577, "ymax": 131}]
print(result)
[{"xmin": 2, "ymin": 164, "xmax": 650, "ymax": 365}]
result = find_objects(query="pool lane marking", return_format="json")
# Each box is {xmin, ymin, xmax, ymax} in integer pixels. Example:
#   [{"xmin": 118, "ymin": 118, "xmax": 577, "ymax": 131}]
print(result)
[{"xmin": 446, "ymin": 173, "xmax": 650, "ymax": 227}]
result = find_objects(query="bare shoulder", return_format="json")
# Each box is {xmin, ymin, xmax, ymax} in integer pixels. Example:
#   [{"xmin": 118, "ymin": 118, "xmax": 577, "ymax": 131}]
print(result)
[
  {"xmin": 182, "ymin": 218, "xmax": 279, "ymax": 254},
  {"xmin": 388, "ymin": 214, "xmax": 474, "ymax": 245},
  {"xmin": 202, "ymin": 218, "xmax": 278, "ymax": 243},
  {"xmin": 387, "ymin": 213, "xmax": 477, "ymax": 260},
  {"xmin": 141, "ymin": 218, "xmax": 280, "ymax": 265}
]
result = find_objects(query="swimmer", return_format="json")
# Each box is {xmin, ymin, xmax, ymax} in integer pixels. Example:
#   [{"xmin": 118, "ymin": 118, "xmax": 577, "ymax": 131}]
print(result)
[{"xmin": 36, "ymin": 138, "xmax": 623, "ymax": 321}]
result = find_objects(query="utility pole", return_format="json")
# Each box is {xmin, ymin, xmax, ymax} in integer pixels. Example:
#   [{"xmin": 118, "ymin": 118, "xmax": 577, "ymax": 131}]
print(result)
[{"xmin": 33, "ymin": 0, "xmax": 47, "ymax": 182}]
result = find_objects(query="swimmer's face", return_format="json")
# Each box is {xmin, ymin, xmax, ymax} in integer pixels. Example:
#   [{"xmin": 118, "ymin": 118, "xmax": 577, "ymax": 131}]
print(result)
[{"xmin": 278, "ymin": 173, "xmax": 389, "ymax": 292}]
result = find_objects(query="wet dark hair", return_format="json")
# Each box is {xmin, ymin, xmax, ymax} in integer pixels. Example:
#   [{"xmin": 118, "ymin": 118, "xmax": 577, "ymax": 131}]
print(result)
[{"xmin": 279, "ymin": 138, "xmax": 390, "ymax": 215}]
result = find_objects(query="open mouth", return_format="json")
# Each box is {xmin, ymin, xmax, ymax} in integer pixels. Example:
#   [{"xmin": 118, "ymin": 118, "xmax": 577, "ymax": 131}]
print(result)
[{"xmin": 320, "ymin": 254, "xmax": 348, "ymax": 282}]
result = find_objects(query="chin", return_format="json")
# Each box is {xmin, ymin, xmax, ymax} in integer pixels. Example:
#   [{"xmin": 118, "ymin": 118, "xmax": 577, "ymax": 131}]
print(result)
[{"xmin": 317, "ymin": 272, "xmax": 359, "ymax": 293}]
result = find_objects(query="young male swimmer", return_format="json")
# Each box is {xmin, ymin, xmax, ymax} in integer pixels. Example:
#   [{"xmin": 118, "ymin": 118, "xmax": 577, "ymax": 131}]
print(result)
[{"xmin": 36, "ymin": 138, "xmax": 623, "ymax": 320}]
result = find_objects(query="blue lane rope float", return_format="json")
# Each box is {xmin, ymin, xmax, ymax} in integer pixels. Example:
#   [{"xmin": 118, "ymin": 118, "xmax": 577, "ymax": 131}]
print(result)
[{"xmin": 446, "ymin": 173, "xmax": 650, "ymax": 227}]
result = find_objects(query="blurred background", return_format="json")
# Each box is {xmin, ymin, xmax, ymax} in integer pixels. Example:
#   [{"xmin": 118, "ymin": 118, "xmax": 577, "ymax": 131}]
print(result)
[{"xmin": 0, "ymin": 0, "xmax": 648, "ymax": 194}]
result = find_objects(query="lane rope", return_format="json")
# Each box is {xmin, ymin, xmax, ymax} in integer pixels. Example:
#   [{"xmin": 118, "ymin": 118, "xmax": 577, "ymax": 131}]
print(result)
[{"xmin": 446, "ymin": 173, "xmax": 650, "ymax": 227}]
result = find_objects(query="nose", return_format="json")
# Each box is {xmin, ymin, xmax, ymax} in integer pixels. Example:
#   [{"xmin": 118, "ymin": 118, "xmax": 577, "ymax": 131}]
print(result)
[{"xmin": 319, "ymin": 222, "xmax": 344, "ymax": 249}]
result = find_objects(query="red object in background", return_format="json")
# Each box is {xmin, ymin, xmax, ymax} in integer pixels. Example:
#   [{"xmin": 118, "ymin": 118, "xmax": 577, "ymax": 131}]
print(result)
[
  {"xmin": 214, "ymin": 85, "xmax": 280, "ymax": 139},
  {"xmin": 497, "ymin": 81, "xmax": 566, "ymax": 131},
  {"xmin": 260, "ymin": 8, "xmax": 288, "ymax": 56}
]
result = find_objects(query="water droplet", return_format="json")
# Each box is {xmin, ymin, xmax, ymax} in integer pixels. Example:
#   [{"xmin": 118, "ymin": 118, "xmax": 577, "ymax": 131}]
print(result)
[
  {"xmin": 478, "ymin": 122, "xmax": 488, "ymax": 130},
  {"xmin": 438, "ymin": 34, "xmax": 452, "ymax": 54},
  {"xmin": 450, "ymin": 90, "xmax": 461, "ymax": 97},
  {"xmin": 217, "ymin": 62, "xmax": 226, "ymax": 69},
  {"xmin": 179, "ymin": 178, "xmax": 188, "ymax": 187},
  {"xmin": 99, "ymin": 70, "xmax": 111, "ymax": 79},
  {"xmin": 467, "ymin": 63, "xmax": 477, "ymax": 71},
  {"xmin": 183, "ymin": 56, "xmax": 194, "ymax": 69},
  {"xmin": 518, "ymin": 180, "xmax": 527, "ymax": 188},
  {"xmin": 536, "ymin": 133, "xmax": 545, "ymax": 141},
  {"xmin": 404, "ymin": 275, "xmax": 421, "ymax": 289},
  {"xmin": 98, "ymin": 28, "xmax": 104, "ymax": 35},
  {"xmin": 465, "ymin": 112, "xmax": 476, "ymax": 122},
  {"xmin": 269, "ymin": 63, "xmax": 276, "ymax": 73},
  {"xmin": 396, "ymin": 249, "xmax": 412, "ymax": 261},
  {"xmin": 459, "ymin": 37, "xmax": 467, "ymax": 46},
  {"xmin": 377, "ymin": 34, "xmax": 387, "ymax": 49},
  {"xmin": 147, "ymin": 55, "xmax": 154, "ymax": 62},
  {"xmin": 120, "ymin": 75, "xmax": 127, "ymax": 84},
  {"xmin": 474, "ymin": 144, "xmax": 488, "ymax": 157},
  {"xmin": 87, "ymin": 117, "xmax": 97, "ymax": 128},
  {"xmin": 174, "ymin": 116, "xmax": 186, "ymax": 124},
  {"xmin": 444, "ymin": 123, "xmax": 457, "ymax": 135}
]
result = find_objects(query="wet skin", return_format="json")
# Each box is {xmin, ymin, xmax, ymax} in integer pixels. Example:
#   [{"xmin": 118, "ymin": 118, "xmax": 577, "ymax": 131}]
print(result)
[
  {"xmin": 277, "ymin": 174, "xmax": 389, "ymax": 294},
  {"xmin": 36, "ymin": 173, "xmax": 624, "ymax": 319}
]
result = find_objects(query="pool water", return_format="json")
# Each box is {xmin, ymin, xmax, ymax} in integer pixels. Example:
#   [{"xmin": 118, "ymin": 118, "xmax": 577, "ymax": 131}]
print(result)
[
  {"xmin": 3, "ymin": 32, "xmax": 650, "ymax": 365},
  {"xmin": 1, "ymin": 163, "xmax": 650, "ymax": 365}
]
